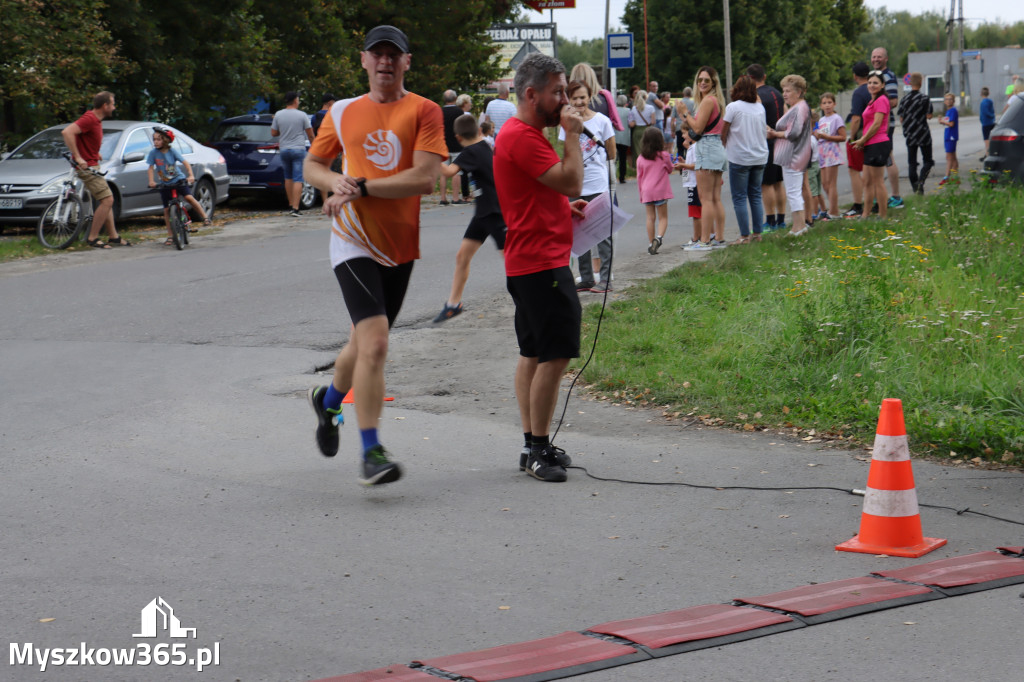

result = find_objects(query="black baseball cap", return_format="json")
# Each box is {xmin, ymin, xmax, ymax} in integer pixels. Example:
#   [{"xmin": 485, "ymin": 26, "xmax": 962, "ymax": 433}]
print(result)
[
  {"xmin": 852, "ymin": 61, "xmax": 870, "ymax": 78},
  {"xmin": 364, "ymin": 25, "xmax": 410, "ymax": 53}
]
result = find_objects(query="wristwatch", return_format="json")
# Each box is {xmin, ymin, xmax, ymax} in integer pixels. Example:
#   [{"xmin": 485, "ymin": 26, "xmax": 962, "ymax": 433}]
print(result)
[{"xmin": 355, "ymin": 177, "xmax": 368, "ymax": 197}]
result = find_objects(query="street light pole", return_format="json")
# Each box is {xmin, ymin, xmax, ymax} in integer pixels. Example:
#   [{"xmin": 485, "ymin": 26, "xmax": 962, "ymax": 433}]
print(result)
[{"xmin": 723, "ymin": 0, "xmax": 733, "ymax": 96}]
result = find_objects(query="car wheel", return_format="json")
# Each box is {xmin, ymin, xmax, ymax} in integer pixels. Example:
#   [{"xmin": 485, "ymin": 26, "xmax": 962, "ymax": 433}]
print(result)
[
  {"xmin": 299, "ymin": 182, "xmax": 319, "ymax": 211},
  {"xmin": 193, "ymin": 178, "xmax": 216, "ymax": 220},
  {"xmin": 111, "ymin": 189, "xmax": 122, "ymax": 222}
]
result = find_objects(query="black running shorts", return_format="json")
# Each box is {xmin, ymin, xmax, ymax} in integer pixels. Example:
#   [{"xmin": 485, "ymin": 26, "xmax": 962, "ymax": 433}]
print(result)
[
  {"xmin": 506, "ymin": 266, "xmax": 582, "ymax": 363},
  {"xmin": 334, "ymin": 258, "xmax": 413, "ymax": 327},
  {"xmin": 463, "ymin": 212, "xmax": 507, "ymax": 249},
  {"xmin": 863, "ymin": 140, "xmax": 892, "ymax": 168}
]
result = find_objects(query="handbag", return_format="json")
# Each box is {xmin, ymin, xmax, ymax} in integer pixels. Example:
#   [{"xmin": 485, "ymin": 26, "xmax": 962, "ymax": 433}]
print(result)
[{"xmin": 687, "ymin": 104, "xmax": 721, "ymax": 142}]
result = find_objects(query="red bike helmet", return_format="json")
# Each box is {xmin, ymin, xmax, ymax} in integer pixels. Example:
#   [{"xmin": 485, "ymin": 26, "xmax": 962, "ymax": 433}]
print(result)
[{"xmin": 154, "ymin": 126, "xmax": 175, "ymax": 143}]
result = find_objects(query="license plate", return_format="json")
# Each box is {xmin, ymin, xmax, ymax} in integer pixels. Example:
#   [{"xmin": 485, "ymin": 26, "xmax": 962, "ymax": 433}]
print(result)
[
  {"xmin": 0, "ymin": 198, "xmax": 23, "ymax": 209},
  {"xmin": 229, "ymin": 175, "xmax": 249, "ymax": 185}
]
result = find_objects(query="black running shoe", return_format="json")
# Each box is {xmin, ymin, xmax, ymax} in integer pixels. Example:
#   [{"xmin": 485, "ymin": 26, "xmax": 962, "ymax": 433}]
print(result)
[
  {"xmin": 308, "ymin": 385, "xmax": 342, "ymax": 457},
  {"xmin": 359, "ymin": 445, "xmax": 403, "ymax": 486},
  {"xmin": 521, "ymin": 443, "xmax": 571, "ymax": 469},
  {"xmin": 524, "ymin": 447, "xmax": 567, "ymax": 482}
]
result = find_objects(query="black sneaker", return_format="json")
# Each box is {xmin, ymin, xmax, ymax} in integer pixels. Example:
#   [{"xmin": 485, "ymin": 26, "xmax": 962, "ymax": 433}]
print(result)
[
  {"xmin": 359, "ymin": 445, "xmax": 403, "ymax": 486},
  {"xmin": 524, "ymin": 448, "xmax": 567, "ymax": 482},
  {"xmin": 520, "ymin": 443, "xmax": 571, "ymax": 470},
  {"xmin": 308, "ymin": 386, "xmax": 342, "ymax": 457},
  {"xmin": 432, "ymin": 302, "xmax": 462, "ymax": 323},
  {"xmin": 519, "ymin": 445, "xmax": 531, "ymax": 471}
]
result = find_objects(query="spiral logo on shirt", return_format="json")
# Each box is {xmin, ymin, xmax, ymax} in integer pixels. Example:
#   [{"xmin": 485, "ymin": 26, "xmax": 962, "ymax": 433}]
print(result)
[{"xmin": 363, "ymin": 129, "xmax": 402, "ymax": 171}]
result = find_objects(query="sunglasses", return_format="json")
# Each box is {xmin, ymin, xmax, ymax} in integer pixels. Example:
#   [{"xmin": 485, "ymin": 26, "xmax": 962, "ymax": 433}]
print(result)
[{"xmin": 697, "ymin": 77, "xmax": 712, "ymax": 84}]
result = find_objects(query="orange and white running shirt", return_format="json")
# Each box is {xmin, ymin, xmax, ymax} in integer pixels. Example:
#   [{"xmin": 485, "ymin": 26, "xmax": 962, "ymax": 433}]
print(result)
[{"xmin": 309, "ymin": 93, "xmax": 446, "ymax": 267}]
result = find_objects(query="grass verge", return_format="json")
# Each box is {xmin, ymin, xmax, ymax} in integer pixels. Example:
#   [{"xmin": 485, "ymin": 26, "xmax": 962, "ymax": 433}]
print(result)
[{"xmin": 576, "ymin": 175, "xmax": 1024, "ymax": 466}]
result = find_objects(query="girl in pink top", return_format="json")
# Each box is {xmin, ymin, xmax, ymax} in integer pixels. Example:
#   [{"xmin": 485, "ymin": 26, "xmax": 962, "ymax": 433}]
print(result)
[{"xmin": 636, "ymin": 126, "xmax": 685, "ymax": 254}]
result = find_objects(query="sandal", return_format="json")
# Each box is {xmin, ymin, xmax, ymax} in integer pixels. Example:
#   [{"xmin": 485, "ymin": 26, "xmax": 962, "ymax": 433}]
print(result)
[
  {"xmin": 87, "ymin": 238, "xmax": 112, "ymax": 249},
  {"xmin": 163, "ymin": 237, "xmax": 175, "ymax": 246},
  {"xmin": 202, "ymin": 218, "xmax": 212, "ymax": 226},
  {"xmin": 108, "ymin": 236, "xmax": 132, "ymax": 246}
]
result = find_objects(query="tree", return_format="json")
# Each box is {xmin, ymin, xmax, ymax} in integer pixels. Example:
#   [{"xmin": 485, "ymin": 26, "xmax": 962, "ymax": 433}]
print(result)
[
  {"xmin": 345, "ymin": 0, "xmax": 517, "ymax": 102},
  {"xmin": 102, "ymin": 0, "xmax": 276, "ymax": 133},
  {"xmin": 617, "ymin": 0, "xmax": 868, "ymax": 98},
  {"xmin": 557, "ymin": 36, "xmax": 606, "ymax": 74},
  {"xmin": 0, "ymin": 0, "xmax": 127, "ymax": 147}
]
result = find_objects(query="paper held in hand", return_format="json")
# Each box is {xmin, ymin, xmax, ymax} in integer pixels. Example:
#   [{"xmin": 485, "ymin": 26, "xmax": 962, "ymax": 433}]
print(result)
[{"xmin": 571, "ymin": 191, "xmax": 633, "ymax": 258}]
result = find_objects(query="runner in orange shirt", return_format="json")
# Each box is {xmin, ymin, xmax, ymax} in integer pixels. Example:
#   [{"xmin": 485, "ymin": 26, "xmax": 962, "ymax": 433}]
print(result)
[{"xmin": 303, "ymin": 25, "xmax": 447, "ymax": 485}]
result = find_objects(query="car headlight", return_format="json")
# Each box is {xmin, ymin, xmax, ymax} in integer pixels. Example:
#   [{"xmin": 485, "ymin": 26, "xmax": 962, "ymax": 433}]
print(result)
[{"xmin": 39, "ymin": 177, "xmax": 66, "ymax": 194}]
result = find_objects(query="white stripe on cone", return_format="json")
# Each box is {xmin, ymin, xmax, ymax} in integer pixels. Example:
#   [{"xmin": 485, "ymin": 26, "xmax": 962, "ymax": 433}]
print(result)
[
  {"xmin": 871, "ymin": 433, "xmax": 911, "ymax": 462},
  {"xmin": 863, "ymin": 486, "xmax": 920, "ymax": 518}
]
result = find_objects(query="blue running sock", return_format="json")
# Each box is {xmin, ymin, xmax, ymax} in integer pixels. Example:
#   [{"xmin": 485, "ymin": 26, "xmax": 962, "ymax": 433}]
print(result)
[
  {"xmin": 323, "ymin": 383, "xmax": 345, "ymax": 412},
  {"xmin": 360, "ymin": 428, "xmax": 380, "ymax": 458}
]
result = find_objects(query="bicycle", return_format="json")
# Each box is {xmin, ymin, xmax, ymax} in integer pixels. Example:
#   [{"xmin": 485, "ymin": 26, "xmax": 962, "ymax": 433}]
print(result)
[
  {"xmin": 164, "ymin": 183, "xmax": 192, "ymax": 250},
  {"xmin": 36, "ymin": 153, "xmax": 101, "ymax": 249}
]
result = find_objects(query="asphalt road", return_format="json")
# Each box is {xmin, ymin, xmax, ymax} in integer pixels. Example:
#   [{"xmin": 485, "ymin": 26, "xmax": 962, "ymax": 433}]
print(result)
[{"xmin": 3, "ymin": 117, "xmax": 1021, "ymax": 682}]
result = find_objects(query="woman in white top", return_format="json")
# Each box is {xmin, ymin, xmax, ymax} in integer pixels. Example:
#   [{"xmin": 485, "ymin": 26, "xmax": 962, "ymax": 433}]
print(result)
[
  {"xmin": 721, "ymin": 75, "xmax": 769, "ymax": 243},
  {"xmin": 559, "ymin": 80, "xmax": 616, "ymax": 291}
]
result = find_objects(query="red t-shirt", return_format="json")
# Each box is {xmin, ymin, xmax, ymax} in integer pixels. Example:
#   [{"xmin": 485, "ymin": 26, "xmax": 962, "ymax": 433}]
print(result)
[
  {"xmin": 493, "ymin": 117, "xmax": 571, "ymax": 276},
  {"xmin": 74, "ymin": 110, "xmax": 103, "ymax": 166}
]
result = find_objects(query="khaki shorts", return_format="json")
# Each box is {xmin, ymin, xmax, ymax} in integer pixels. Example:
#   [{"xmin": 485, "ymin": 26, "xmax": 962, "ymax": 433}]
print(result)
[{"xmin": 77, "ymin": 167, "xmax": 111, "ymax": 201}]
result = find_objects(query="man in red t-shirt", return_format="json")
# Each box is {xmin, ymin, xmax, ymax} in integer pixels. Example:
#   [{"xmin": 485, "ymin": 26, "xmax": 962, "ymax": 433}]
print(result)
[
  {"xmin": 61, "ymin": 91, "xmax": 130, "ymax": 248},
  {"xmin": 302, "ymin": 25, "xmax": 446, "ymax": 486},
  {"xmin": 494, "ymin": 52, "xmax": 588, "ymax": 483}
]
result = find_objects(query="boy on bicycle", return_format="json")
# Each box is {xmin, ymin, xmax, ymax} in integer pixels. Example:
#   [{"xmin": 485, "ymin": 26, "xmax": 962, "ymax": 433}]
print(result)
[{"xmin": 146, "ymin": 127, "xmax": 211, "ymax": 245}]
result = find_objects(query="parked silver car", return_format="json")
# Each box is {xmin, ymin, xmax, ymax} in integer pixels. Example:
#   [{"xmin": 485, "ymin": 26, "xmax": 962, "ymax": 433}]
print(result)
[{"xmin": 0, "ymin": 121, "xmax": 230, "ymax": 226}]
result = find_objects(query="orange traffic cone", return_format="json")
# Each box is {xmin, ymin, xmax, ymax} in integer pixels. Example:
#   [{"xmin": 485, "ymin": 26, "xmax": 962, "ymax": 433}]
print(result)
[{"xmin": 836, "ymin": 398, "xmax": 947, "ymax": 558}]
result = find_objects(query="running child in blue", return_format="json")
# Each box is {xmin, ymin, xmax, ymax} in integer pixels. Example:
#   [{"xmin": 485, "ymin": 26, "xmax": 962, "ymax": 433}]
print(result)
[{"xmin": 146, "ymin": 127, "xmax": 211, "ymax": 244}]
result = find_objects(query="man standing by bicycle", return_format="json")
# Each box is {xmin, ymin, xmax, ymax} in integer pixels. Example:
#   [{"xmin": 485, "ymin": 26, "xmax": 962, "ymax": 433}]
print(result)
[
  {"xmin": 61, "ymin": 91, "xmax": 131, "ymax": 248},
  {"xmin": 302, "ymin": 25, "xmax": 446, "ymax": 485}
]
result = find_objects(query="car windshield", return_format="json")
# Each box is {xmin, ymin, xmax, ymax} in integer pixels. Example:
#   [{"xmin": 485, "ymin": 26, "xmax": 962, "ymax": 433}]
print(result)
[
  {"xmin": 997, "ymin": 94, "xmax": 1023, "ymax": 130},
  {"xmin": 210, "ymin": 123, "xmax": 274, "ymax": 144},
  {"xmin": 9, "ymin": 128, "xmax": 123, "ymax": 161}
]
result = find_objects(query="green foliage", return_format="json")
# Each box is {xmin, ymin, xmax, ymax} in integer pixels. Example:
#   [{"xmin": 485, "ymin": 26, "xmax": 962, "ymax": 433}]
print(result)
[
  {"xmin": 557, "ymin": 36, "xmax": 606, "ymax": 74},
  {"xmin": 576, "ymin": 181, "xmax": 1024, "ymax": 465},
  {"xmin": 616, "ymin": 0, "xmax": 868, "ymax": 98},
  {"xmin": 345, "ymin": 1, "xmax": 516, "ymax": 99},
  {"xmin": 0, "ymin": 0, "xmax": 128, "ymax": 145},
  {"xmin": 0, "ymin": 0, "xmax": 516, "ymax": 146}
]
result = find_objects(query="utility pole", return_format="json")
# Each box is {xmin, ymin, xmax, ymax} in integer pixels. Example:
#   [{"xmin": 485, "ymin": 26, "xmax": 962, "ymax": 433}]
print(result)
[{"xmin": 723, "ymin": 0, "xmax": 733, "ymax": 98}]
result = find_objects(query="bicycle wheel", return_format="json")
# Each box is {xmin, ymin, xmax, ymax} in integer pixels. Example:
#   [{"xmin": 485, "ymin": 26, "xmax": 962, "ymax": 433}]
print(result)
[
  {"xmin": 37, "ymin": 194, "xmax": 86, "ymax": 249},
  {"xmin": 168, "ymin": 204, "xmax": 185, "ymax": 250}
]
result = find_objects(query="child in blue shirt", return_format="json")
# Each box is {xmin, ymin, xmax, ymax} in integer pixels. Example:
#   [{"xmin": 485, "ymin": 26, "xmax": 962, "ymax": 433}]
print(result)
[
  {"xmin": 979, "ymin": 86, "xmax": 995, "ymax": 161},
  {"xmin": 939, "ymin": 93, "xmax": 959, "ymax": 184},
  {"xmin": 146, "ymin": 127, "xmax": 211, "ymax": 245}
]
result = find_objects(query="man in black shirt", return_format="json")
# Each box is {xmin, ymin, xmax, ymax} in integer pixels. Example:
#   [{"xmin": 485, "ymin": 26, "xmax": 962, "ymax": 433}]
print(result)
[
  {"xmin": 747, "ymin": 64, "xmax": 786, "ymax": 229},
  {"xmin": 897, "ymin": 72, "xmax": 934, "ymax": 195},
  {"xmin": 432, "ymin": 113, "xmax": 506, "ymax": 323}
]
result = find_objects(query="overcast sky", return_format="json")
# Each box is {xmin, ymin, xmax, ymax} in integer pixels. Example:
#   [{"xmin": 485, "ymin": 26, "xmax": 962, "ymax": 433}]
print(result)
[{"xmin": 527, "ymin": 1, "xmax": 1024, "ymax": 42}]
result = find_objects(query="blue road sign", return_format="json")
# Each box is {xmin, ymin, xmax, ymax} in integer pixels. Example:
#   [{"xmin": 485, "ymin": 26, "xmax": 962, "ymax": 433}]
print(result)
[{"xmin": 607, "ymin": 33, "xmax": 633, "ymax": 69}]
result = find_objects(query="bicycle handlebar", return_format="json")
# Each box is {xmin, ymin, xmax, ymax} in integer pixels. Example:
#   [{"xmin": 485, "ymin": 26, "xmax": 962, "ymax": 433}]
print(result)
[{"xmin": 62, "ymin": 152, "xmax": 107, "ymax": 176}]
